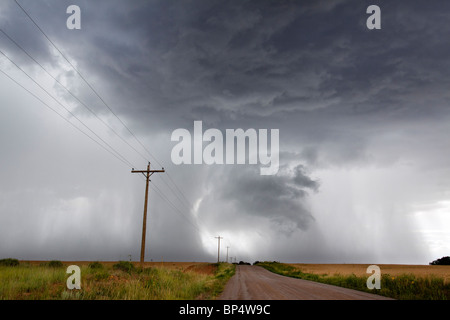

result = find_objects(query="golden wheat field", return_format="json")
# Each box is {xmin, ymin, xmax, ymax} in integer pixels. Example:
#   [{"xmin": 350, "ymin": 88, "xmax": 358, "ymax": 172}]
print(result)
[{"xmin": 288, "ymin": 264, "xmax": 450, "ymax": 283}]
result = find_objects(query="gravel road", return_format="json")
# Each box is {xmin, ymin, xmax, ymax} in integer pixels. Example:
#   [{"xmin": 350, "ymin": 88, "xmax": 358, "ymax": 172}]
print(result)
[{"xmin": 218, "ymin": 265, "xmax": 393, "ymax": 300}]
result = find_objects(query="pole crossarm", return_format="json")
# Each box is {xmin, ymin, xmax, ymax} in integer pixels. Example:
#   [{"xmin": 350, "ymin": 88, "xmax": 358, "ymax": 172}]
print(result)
[{"xmin": 131, "ymin": 169, "xmax": 165, "ymax": 174}]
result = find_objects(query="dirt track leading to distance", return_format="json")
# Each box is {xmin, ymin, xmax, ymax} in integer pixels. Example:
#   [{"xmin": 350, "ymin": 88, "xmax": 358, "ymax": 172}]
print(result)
[{"xmin": 219, "ymin": 265, "xmax": 393, "ymax": 300}]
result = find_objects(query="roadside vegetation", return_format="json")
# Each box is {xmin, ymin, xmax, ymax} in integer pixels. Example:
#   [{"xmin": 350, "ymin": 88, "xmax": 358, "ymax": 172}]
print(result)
[
  {"xmin": 255, "ymin": 261, "xmax": 450, "ymax": 300},
  {"xmin": 0, "ymin": 260, "xmax": 235, "ymax": 300}
]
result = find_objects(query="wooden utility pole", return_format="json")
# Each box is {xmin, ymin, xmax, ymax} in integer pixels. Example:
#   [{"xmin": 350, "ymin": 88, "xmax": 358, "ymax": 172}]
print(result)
[
  {"xmin": 132, "ymin": 162, "xmax": 165, "ymax": 267},
  {"xmin": 215, "ymin": 236, "xmax": 223, "ymax": 263}
]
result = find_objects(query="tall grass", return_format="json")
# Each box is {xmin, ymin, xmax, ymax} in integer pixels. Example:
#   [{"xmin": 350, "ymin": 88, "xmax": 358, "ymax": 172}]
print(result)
[
  {"xmin": 0, "ymin": 265, "xmax": 66, "ymax": 299},
  {"xmin": 79, "ymin": 266, "xmax": 212, "ymax": 300},
  {"xmin": 208, "ymin": 262, "xmax": 236, "ymax": 297},
  {"xmin": 0, "ymin": 261, "xmax": 235, "ymax": 300},
  {"xmin": 256, "ymin": 261, "xmax": 450, "ymax": 300}
]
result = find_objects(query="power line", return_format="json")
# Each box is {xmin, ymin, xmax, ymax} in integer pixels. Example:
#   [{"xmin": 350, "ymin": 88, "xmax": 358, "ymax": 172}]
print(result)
[
  {"xmin": 0, "ymin": 49, "xmax": 135, "ymax": 169},
  {"xmin": 158, "ymin": 173, "xmax": 193, "ymax": 212},
  {"xmin": 136, "ymin": 174, "xmax": 203, "ymax": 234},
  {"xmin": 13, "ymin": 0, "xmax": 201, "ymax": 231},
  {"xmin": 1, "ymin": 65, "xmax": 206, "ymax": 254},
  {"xmin": 0, "ymin": 26, "xmax": 191, "ymax": 211},
  {"xmin": 166, "ymin": 172, "xmax": 195, "ymax": 210},
  {"xmin": 4, "ymin": 2, "xmax": 207, "ymax": 249},
  {"xmin": 151, "ymin": 180, "xmax": 202, "ymax": 233},
  {"xmin": 14, "ymin": 0, "xmax": 161, "ymax": 166},
  {"xmin": 0, "ymin": 28, "xmax": 150, "ymax": 164},
  {"xmin": 3, "ymin": 25, "xmax": 193, "ymax": 214},
  {"xmin": 0, "ymin": 66, "xmax": 132, "ymax": 168},
  {"xmin": 14, "ymin": 0, "xmax": 193, "ymax": 214}
]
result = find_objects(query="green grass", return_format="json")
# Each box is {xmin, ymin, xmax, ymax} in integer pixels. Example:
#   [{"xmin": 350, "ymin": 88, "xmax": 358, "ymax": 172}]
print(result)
[
  {"xmin": 255, "ymin": 261, "xmax": 450, "ymax": 300},
  {"xmin": 0, "ymin": 261, "xmax": 235, "ymax": 300},
  {"xmin": 0, "ymin": 264, "xmax": 66, "ymax": 299},
  {"xmin": 112, "ymin": 261, "xmax": 135, "ymax": 274},
  {"xmin": 208, "ymin": 262, "xmax": 236, "ymax": 297}
]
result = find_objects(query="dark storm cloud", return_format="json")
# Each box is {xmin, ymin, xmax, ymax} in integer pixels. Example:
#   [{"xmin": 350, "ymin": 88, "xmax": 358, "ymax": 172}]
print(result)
[
  {"xmin": 7, "ymin": 0, "xmax": 450, "ymax": 126},
  {"xmin": 1, "ymin": 0, "xmax": 450, "ymax": 263},
  {"xmin": 293, "ymin": 165, "xmax": 319, "ymax": 192},
  {"xmin": 206, "ymin": 164, "xmax": 319, "ymax": 233},
  {"xmin": 35, "ymin": 0, "xmax": 450, "ymax": 153}
]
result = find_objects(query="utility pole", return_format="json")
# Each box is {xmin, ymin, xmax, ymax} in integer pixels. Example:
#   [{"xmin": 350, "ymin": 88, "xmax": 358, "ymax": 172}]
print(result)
[
  {"xmin": 226, "ymin": 246, "xmax": 230, "ymax": 263},
  {"xmin": 132, "ymin": 162, "xmax": 165, "ymax": 267},
  {"xmin": 215, "ymin": 236, "xmax": 223, "ymax": 263}
]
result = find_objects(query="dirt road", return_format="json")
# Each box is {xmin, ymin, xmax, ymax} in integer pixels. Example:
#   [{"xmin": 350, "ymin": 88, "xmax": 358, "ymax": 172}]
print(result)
[{"xmin": 219, "ymin": 265, "xmax": 392, "ymax": 300}]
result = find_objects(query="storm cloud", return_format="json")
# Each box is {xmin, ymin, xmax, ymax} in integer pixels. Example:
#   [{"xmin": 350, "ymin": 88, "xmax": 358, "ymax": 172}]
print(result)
[{"xmin": 1, "ymin": 0, "xmax": 450, "ymax": 264}]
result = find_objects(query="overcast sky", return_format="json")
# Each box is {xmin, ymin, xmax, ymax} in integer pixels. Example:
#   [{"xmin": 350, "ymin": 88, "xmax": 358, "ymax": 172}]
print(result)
[{"xmin": 1, "ymin": 0, "xmax": 450, "ymax": 264}]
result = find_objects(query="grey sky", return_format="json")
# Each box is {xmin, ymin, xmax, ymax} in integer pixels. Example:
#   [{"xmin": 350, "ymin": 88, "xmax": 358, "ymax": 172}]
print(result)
[{"xmin": 1, "ymin": 0, "xmax": 450, "ymax": 264}]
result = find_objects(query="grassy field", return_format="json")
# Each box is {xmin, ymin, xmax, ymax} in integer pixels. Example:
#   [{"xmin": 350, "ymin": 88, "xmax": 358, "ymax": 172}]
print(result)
[
  {"xmin": 0, "ymin": 260, "xmax": 235, "ymax": 300},
  {"xmin": 256, "ymin": 261, "xmax": 450, "ymax": 300},
  {"xmin": 4, "ymin": 258, "xmax": 449, "ymax": 300}
]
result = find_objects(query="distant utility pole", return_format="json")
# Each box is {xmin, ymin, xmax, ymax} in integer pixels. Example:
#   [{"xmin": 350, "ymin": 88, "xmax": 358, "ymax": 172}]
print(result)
[
  {"xmin": 132, "ymin": 162, "xmax": 165, "ymax": 267},
  {"xmin": 226, "ymin": 246, "xmax": 230, "ymax": 263},
  {"xmin": 215, "ymin": 236, "xmax": 223, "ymax": 263}
]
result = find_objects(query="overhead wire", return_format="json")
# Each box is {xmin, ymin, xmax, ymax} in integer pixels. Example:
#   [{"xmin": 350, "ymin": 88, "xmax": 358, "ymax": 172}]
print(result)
[
  {"xmin": 14, "ymin": 0, "xmax": 161, "ymax": 166},
  {"xmin": 0, "ymin": 28, "xmax": 150, "ymax": 164},
  {"xmin": 0, "ymin": 66, "xmax": 133, "ymax": 168},
  {"xmin": 135, "ymin": 174, "xmax": 203, "ymax": 234},
  {"xmin": 151, "ymin": 181, "xmax": 202, "ymax": 233},
  {"xmin": 1, "ymin": 54, "xmax": 203, "ymax": 238},
  {"xmin": 14, "ymin": 0, "xmax": 189, "ymax": 199},
  {"xmin": 12, "ymin": 0, "xmax": 200, "ymax": 230},
  {"xmin": 0, "ymin": 49, "xmax": 136, "ymax": 169}
]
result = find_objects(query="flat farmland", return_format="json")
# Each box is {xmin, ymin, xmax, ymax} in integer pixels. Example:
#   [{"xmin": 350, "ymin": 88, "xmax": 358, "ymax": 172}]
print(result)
[
  {"xmin": 288, "ymin": 264, "xmax": 450, "ymax": 283},
  {"xmin": 249, "ymin": 262, "xmax": 450, "ymax": 299}
]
